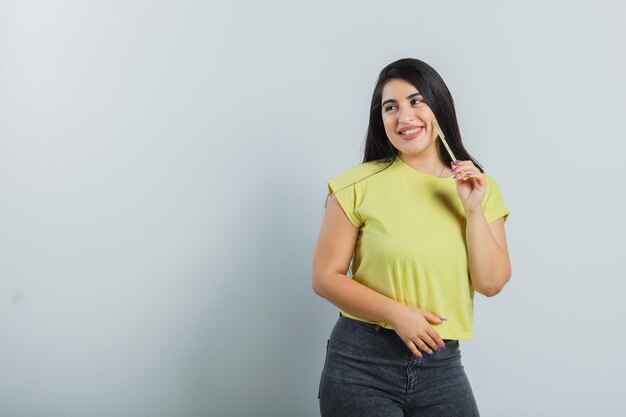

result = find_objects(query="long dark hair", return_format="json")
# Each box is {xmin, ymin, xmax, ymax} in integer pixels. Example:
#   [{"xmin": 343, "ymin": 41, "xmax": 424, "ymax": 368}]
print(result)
[
  {"xmin": 324, "ymin": 58, "xmax": 484, "ymax": 215},
  {"xmin": 363, "ymin": 58, "xmax": 483, "ymax": 173}
]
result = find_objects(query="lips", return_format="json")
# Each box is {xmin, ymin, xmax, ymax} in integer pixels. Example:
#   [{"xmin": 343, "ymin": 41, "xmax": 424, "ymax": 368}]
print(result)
[
  {"xmin": 397, "ymin": 126, "xmax": 424, "ymax": 140},
  {"xmin": 397, "ymin": 125, "xmax": 424, "ymax": 134}
]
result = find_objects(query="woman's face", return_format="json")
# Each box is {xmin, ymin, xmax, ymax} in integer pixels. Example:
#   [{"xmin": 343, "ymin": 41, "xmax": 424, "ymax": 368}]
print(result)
[{"xmin": 381, "ymin": 78, "xmax": 440, "ymax": 159}]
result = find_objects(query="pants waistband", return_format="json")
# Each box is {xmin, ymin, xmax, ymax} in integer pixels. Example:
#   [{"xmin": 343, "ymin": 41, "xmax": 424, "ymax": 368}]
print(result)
[{"xmin": 339, "ymin": 312, "xmax": 455, "ymax": 342}]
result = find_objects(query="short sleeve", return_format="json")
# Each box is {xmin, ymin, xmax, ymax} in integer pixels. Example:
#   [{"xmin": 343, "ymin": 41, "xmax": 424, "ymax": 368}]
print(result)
[
  {"xmin": 327, "ymin": 177, "xmax": 363, "ymax": 228},
  {"xmin": 482, "ymin": 175, "xmax": 510, "ymax": 224}
]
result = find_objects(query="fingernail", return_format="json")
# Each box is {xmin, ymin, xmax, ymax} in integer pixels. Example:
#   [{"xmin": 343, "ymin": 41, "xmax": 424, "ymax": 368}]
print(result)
[
  {"xmin": 466, "ymin": 173, "xmax": 473, "ymax": 176},
  {"xmin": 440, "ymin": 317, "xmax": 447, "ymax": 321},
  {"xmin": 451, "ymin": 168, "xmax": 459, "ymax": 172},
  {"xmin": 455, "ymin": 159, "xmax": 461, "ymax": 163},
  {"xmin": 453, "ymin": 175, "xmax": 458, "ymax": 179}
]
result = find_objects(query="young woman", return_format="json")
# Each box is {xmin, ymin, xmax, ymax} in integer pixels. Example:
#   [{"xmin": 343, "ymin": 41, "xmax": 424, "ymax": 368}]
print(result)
[{"xmin": 311, "ymin": 58, "xmax": 511, "ymax": 416}]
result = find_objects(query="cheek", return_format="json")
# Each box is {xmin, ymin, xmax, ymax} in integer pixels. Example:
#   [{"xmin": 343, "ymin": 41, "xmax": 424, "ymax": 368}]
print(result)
[
  {"xmin": 381, "ymin": 115, "xmax": 394, "ymax": 133},
  {"xmin": 416, "ymin": 107, "xmax": 434, "ymax": 122}
]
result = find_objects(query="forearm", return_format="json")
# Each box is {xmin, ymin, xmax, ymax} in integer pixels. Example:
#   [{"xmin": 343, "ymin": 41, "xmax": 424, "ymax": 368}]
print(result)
[
  {"xmin": 313, "ymin": 273, "xmax": 401, "ymax": 324},
  {"xmin": 466, "ymin": 209, "xmax": 511, "ymax": 296}
]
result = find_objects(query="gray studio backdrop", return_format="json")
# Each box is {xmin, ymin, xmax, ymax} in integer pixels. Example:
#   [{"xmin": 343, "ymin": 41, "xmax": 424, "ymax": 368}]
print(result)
[{"xmin": 1, "ymin": 1, "xmax": 624, "ymax": 416}]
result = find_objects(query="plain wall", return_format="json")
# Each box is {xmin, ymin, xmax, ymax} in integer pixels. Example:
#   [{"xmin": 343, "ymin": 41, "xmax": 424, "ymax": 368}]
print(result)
[{"xmin": 1, "ymin": 1, "xmax": 624, "ymax": 416}]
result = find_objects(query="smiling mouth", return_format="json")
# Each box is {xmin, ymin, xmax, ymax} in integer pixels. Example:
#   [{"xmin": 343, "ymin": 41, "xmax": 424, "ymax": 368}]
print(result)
[
  {"xmin": 399, "ymin": 127, "xmax": 423, "ymax": 136},
  {"xmin": 398, "ymin": 126, "xmax": 424, "ymax": 140}
]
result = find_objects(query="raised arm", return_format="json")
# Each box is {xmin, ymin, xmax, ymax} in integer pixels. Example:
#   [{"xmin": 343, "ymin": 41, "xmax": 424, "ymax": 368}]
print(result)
[{"xmin": 466, "ymin": 213, "xmax": 512, "ymax": 297}]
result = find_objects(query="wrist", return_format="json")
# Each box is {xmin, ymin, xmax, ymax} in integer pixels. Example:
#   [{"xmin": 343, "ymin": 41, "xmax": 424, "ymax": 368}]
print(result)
[
  {"xmin": 465, "ymin": 206, "xmax": 484, "ymax": 218},
  {"xmin": 383, "ymin": 301, "xmax": 405, "ymax": 326}
]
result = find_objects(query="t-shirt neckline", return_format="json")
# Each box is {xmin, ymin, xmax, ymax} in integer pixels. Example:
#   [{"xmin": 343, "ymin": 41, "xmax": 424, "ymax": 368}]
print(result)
[{"xmin": 393, "ymin": 156, "xmax": 455, "ymax": 181}]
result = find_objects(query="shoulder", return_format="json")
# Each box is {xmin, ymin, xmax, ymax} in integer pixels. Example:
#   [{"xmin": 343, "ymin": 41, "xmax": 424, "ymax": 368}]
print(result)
[
  {"xmin": 481, "ymin": 172, "xmax": 504, "ymax": 192},
  {"xmin": 328, "ymin": 159, "xmax": 392, "ymax": 194},
  {"xmin": 480, "ymin": 171, "xmax": 510, "ymax": 222}
]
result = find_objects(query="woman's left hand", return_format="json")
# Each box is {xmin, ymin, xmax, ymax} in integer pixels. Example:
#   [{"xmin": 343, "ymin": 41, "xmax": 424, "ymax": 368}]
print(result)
[{"xmin": 451, "ymin": 160, "xmax": 486, "ymax": 213}]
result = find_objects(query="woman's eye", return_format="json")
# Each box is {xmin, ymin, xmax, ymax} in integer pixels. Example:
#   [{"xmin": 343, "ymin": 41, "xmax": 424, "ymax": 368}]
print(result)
[{"xmin": 384, "ymin": 99, "xmax": 423, "ymax": 112}]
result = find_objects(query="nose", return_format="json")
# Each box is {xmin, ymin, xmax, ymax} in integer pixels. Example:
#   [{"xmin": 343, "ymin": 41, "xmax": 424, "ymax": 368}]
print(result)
[{"xmin": 398, "ymin": 105, "xmax": 415, "ymax": 124}]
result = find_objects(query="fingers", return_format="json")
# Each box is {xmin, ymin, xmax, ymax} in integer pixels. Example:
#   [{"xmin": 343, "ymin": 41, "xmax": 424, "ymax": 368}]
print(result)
[
  {"xmin": 398, "ymin": 308, "xmax": 448, "ymax": 358},
  {"xmin": 404, "ymin": 330, "xmax": 445, "ymax": 357},
  {"xmin": 427, "ymin": 328, "xmax": 446, "ymax": 351},
  {"xmin": 417, "ymin": 333, "xmax": 438, "ymax": 354},
  {"xmin": 407, "ymin": 340, "xmax": 422, "ymax": 358},
  {"xmin": 451, "ymin": 160, "xmax": 483, "ymax": 183}
]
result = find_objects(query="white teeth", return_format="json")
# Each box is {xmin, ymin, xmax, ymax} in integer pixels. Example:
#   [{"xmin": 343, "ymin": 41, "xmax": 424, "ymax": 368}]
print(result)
[{"xmin": 400, "ymin": 127, "xmax": 422, "ymax": 135}]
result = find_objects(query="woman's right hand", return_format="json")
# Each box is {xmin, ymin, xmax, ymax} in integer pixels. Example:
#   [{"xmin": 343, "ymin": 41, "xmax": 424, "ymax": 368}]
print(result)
[{"xmin": 388, "ymin": 304, "xmax": 446, "ymax": 357}]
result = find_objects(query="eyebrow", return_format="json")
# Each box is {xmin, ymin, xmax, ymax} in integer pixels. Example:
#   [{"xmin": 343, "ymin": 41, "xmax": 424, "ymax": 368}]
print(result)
[{"xmin": 381, "ymin": 92, "xmax": 423, "ymax": 107}]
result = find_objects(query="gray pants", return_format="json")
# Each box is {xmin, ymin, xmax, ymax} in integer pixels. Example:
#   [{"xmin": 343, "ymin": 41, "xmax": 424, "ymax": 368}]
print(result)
[{"xmin": 318, "ymin": 314, "xmax": 480, "ymax": 417}]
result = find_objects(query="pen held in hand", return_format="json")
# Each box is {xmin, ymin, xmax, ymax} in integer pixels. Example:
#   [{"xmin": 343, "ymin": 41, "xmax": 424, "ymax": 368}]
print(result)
[{"xmin": 432, "ymin": 120, "xmax": 457, "ymax": 163}]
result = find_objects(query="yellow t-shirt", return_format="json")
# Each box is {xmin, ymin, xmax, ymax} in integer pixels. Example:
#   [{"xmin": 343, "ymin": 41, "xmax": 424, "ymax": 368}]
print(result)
[{"xmin": 327, "ymin": 156, "xmax": 510, "ymax": 340}]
